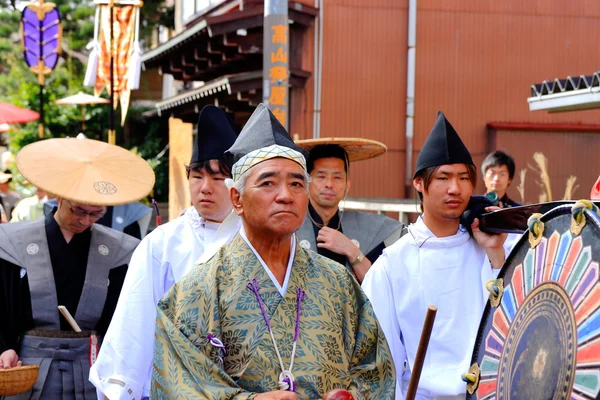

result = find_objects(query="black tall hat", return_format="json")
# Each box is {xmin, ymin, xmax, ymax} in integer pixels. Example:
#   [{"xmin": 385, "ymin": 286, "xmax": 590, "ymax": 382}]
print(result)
[
  {"xmin": 414, "ymin": 111, "xmax": 474, "ymax": 178},
  {"xmin": 225, "ymin": 103, "xmax": 308, "ymax": 167},
  {"xmin": 190, "ymin": 105, "xmax": 238, "ymax": 165}
]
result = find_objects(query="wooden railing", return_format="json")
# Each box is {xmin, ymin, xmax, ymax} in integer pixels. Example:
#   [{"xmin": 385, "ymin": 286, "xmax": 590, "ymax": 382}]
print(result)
[
  {"xmin": 340, "ymin": 197, "xmax": 421, "ymax": 223},
  {"xmin": 154, "ymin": 198, "xmax": 421, "ymax": 228}
]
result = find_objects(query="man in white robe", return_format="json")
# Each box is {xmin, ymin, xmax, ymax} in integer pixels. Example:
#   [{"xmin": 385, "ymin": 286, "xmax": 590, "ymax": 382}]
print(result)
[
  {"xmin": 362, "ymin": 112, "xmax": 511, "ymax": 400},
  {"xmin": 89, "ymin": 106, "xmax": 239, "ymax": 400}
]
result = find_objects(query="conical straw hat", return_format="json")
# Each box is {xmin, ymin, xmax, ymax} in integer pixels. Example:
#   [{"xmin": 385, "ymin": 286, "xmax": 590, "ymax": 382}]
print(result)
[
  {"xmin": 55, "ymin": 92, "xmax": 110, "ymax": 105},
  {"xmin": 295, "ymin": 137, "xmax": 387, "ymax": 162},
  {"xmin": 16, "ymin": 137, "xmax": 155, "ymax": 206},
  {"xmin": 0, "ymin": 172, "xmax": 11, "ymax": 184}
]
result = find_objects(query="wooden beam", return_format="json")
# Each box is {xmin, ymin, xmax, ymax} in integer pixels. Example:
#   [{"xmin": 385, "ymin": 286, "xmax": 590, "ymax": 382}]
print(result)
[
  {"xmin": 181, "ymin": 54, "xmax": 195, "ymax": 68},
  {"xmin": 168, "ymin": 59, "xmax": 183, "ymax": 73},
  {"xmin": 193, "ymin": 48, "xmax": 208, "ymax": 61},
  {"xmin": 222, "ymin": 33, "xmax": 238, "ymax": 47},
  {"xmin": 184, "ymin": 52, "xmax": 208, "ymax": 70},
  {"xmin": 208, "ymin": 13, "xmax": 264, "ymax": 37}
]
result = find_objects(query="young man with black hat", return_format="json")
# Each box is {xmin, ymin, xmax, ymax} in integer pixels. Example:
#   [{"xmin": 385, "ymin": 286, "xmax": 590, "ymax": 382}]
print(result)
[
  {"xmin": 0, "ymin": 136, "xmax": 154, "ymax": 398},
  {"xmin": 90, "ymin": 105, "xmax": 239, "ymax": 400},
  {"xmin": 294, "ymin": 138, "xmax": 404, "ymax": 282},
  {"xmin": 362, "ymin": 112, "xmax": 509, "ymax": 400},
  {"xmin": 151, "ymin": 104, "xmax": 396, "ymax": 399}
]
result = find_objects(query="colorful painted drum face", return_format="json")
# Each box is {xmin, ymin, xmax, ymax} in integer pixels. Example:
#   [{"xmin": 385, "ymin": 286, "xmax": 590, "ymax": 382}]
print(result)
[{"xmin": 469, "ymin": 205, "xmax": 600, "ymax": 400}]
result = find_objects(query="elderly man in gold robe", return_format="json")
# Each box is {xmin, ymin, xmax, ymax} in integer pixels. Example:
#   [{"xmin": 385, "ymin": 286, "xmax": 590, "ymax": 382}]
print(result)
[{"xmin": 151, "ymin": 104, "xmax": 396, "ymax": 400}]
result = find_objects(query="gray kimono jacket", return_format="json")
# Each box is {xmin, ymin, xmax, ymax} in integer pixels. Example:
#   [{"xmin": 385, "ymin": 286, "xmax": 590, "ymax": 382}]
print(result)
[{"xmin": 0, "ymin": 217, "xmax": 139, "ymax": 400}]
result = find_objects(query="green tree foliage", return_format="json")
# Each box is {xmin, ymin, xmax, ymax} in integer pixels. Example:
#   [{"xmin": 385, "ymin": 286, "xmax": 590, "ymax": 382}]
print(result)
[{"xmin": 0, "ymin": 0, "xmax": 172, "ymax": 200}]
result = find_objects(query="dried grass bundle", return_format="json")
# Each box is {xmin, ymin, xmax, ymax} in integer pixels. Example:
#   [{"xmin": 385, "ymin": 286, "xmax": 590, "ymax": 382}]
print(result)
[
  {"xmin": 523, "ymin": 152, "xmax": 579, "ymax": 202},
  {"xmin": 516, "ymin": 169, "xmax": 527, "ymax": 204},
  {"xmin": 532, "ymin": 152, "xmax": 552, "ymax": 201},
  {"xmin": 563, "ymin": 176, "xmax": 579, "ymax": 200}
]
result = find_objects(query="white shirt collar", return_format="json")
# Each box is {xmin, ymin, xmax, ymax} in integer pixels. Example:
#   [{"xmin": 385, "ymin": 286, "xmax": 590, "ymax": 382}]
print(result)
[
  {"xmin": 407, "ymin": 215, "xmax": 470, "ymax": 249},
  {"xmin": 185, "ymin": 206, "xmax": 221, "ymax": 238},
  {"xmin": 239, "ymin": 226, "xmax": 295, "ymax": 296}
]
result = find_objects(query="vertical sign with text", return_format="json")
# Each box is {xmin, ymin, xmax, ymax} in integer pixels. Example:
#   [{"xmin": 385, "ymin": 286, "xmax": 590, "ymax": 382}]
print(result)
[{"xmin": 263, "ymin": 0, "xmax": 289, "ymax": 129}]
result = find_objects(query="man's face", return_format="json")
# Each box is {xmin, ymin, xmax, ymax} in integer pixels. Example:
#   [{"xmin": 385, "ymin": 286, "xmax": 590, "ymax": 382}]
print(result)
[
  {"xmin": 56, "ymin": 199, "xmax": 107, "ymax": 233},
  {"xmin": 484, "ymin": 164, "xmax": 512, "ymax": 197},
  {"xmin": 189, "ymin": 160, "xmax": 233, "ymax": 223},
  {"xmin": 232, "ymin": 158, "xmax": 309, "ymax": 238},
  {"xmin": 308, "ymin": 157, "xmax": 349, "ymax": 209},
  {"xmin": 36, "ymin": 188, "xmax": 48, "ymax": 200},
  {"xmin": 415, "ymin": 164, "xmax": 473, "ymax": 221}
]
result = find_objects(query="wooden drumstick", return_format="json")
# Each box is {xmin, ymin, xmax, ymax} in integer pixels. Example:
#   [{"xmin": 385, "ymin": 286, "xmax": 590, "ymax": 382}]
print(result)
[
  {"xmin": 58, "ymin": 305, "xmax": 82, "ymax": 332},
  {"xmin": 405, "ymin": 305, "xmax": 437, "ymax": 400}
]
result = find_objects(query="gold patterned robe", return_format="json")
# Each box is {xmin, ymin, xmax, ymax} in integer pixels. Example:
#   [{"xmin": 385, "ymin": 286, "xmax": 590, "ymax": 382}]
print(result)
[{"xmin": 151, "ymin": 234, "xmax": 396, "ymax": 399}]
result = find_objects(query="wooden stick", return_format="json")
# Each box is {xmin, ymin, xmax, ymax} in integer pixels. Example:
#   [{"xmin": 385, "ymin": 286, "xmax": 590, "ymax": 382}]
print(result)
[
  {"xmin": 58, "ymin": 305, "xmax": 82, "ymax": 332},
  {"xmin": 405, "ymin": 305, "xmax": 437, "ymax": 400}
]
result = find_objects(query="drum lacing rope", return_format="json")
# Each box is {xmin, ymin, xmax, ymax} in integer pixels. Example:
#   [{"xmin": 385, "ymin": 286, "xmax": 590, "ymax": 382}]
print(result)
[
  {"xmin": 572, "ymin": 200, "xmax": 597, "ymax": 224},
  {"xmin": 527, "ymin": 214, "xmax": 543, "ymax": 237},
  {"xmin": 206, "ymin": 333, "xmax": 226, "ymax": 363},
  {"xmin": 485, "ymin": 280, "xmax": 500, "ymax": 296},
  {"xmin": 246, "ymin": 278, "xmax": 305, "ymax": 392}
]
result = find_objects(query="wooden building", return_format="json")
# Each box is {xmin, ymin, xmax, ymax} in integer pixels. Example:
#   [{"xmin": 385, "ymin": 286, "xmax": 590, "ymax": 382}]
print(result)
[{"xmin": 140, "ymin": 0, "xmax": 600, "ymax": 204}]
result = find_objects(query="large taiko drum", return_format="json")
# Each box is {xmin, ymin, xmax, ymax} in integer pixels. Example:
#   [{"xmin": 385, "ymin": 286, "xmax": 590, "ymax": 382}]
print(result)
[{"xmin": 466, "ymin": 202, "xmax": 600, "ymax": 400}]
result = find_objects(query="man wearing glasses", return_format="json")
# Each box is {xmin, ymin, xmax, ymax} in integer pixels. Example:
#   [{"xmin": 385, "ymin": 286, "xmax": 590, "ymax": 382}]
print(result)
[
  {"xmin": 482, "ymin": 150, "xmax": 521, "ymax": 208},
  {"xmin": 0, "ymin": 136, "xmax": 153, "ymax": 399}
]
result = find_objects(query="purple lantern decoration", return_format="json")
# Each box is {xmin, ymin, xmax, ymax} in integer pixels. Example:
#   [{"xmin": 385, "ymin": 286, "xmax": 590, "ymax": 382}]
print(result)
[{"xmin": 21, "ymin": 0, "xmax": 62, "ymax": 138}]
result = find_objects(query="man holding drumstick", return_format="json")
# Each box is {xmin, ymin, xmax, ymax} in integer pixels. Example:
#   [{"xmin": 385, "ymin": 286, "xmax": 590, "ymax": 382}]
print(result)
[{"xmin": 363, "ymin": 112, "xmax": 509, "ymax": 400}]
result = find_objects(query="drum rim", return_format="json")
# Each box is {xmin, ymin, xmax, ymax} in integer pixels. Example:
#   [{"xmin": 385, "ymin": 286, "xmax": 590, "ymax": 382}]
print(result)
[{"xmin": 468, "ymin": 204, "xmax": 600, "ymax": 398}]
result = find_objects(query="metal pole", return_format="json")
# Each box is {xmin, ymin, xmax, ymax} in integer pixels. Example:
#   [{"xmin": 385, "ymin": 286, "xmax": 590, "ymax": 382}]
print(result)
[
  {"xmin": 39, "ymin": 83, "xmax": 44, "ymax": 139},
  {"xmin": 108, "ymin": 1, "xmax": 115, "ymax": 144},
  {"xmin": 38, "ymin": 14, "xmax": 44, "ymax": 138}
]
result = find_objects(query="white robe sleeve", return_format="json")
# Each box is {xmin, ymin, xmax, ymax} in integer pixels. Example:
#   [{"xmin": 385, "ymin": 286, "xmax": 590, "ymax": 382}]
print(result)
[
  {"xmin": 89, "ymin": 230, "xmax": 169, "ymax": 400},
  {"xmin": 362, "ymin": 252, "xmax": 407, "ymax": 400}
]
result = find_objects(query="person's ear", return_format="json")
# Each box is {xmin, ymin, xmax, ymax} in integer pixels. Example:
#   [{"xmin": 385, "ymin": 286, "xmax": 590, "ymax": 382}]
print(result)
[
  {"xmin": 230, "ymin": 188, "xmax": 243, "ymax": 216},
  {"xmin": 413, "ymin": 177, "xmax": 424, "ymax": 193},
  {"xmin": 344, "ymin": 177, "xmax": 351, "ymax": 196}
]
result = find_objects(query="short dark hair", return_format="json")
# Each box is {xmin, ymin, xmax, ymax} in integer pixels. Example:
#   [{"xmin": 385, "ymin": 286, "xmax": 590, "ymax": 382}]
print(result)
[
  {"xmin": 185, "ymin": 159, "xmax": 231, "ymax": 179},
  {"xmin": 481, "ymin": 150, "xmax": 516, "ymax": 180},
  {"xmin": 414, "ymin": 164, "xmax": 477, "ymax": 201},
  {"xmin": 307, "ymin": 144, "xmax": 349, "ymax": 174}
]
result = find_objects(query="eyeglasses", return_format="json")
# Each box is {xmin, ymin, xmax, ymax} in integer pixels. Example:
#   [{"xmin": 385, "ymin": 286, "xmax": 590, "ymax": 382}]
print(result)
[
  {"xmin": 485, "ymin": 170, "xmax": 509, "ymax": 179},
  {"xmin": 64, "ymin": 200, "xmax": 107, "ymax": 220}
]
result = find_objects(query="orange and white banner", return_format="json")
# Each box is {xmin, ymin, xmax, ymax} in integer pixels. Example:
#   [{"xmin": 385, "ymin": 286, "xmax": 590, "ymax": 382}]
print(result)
[{"xmin": 95, "ymin": 5, "xmax": 135, "ymax": 125}]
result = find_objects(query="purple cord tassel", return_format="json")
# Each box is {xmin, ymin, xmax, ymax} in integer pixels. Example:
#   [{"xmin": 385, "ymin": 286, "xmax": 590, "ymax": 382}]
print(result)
[
  {"xmin": 294, "ymin": 287, "xmax": 305, "ymax": 342},
  {"xmin": 246, "ymin": 280, "xmax": 306, "ymax": 393},
  {"xmin": 247, "ymin": 278, "xmax": 272, "ymax": 332},
  {"xmin": 206, "ymin": 333, "xmax": 226, "ymax": 362},
  {"xmin": 282, "ymin": 376, "xmax": 296, "ymax": 392}
]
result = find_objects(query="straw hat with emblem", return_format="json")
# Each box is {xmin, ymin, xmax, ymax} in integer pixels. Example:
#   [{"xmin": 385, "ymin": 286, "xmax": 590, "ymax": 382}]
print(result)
[
  {"xmin": 294, "ymin": 137, "xmax": 387, "ymax": 162},
  {"xmin": 16, "ymin": 136, "xmax": 155, "ymax": 206}
]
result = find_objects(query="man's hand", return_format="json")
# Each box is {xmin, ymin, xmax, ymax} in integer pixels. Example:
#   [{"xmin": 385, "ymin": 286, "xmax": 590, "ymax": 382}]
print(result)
[
  {"xmin": 0, "ymin": 349, "xmax": 21, "ymax": 369},
  {"xmin": 471, "ymin": 211, "xmax": 507, "ymax": 269},
  {"xmin": 254, "ymin": 390, "xmax": 299, "ymax": 400},
  {"xmin": 316, "ymin": 227, "xmax": 358, "ymax": 259}
]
